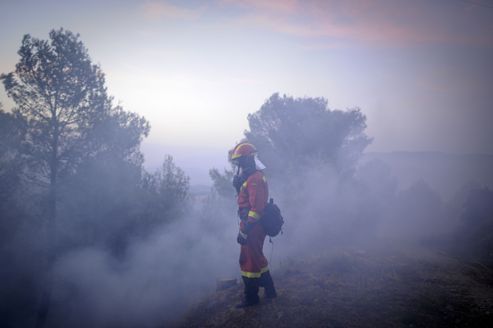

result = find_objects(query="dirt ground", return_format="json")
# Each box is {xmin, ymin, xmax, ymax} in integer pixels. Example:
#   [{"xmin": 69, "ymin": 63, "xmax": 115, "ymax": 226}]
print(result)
[{"xmin": 174, "ymin": 246, "xmax": 493, "ymax": 328}]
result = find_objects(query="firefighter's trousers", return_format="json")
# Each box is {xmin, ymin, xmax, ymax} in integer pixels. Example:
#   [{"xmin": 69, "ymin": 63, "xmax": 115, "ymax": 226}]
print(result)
[{"xmin": 239, "ymin": 222, "xmax": 276, "ymax": 304}]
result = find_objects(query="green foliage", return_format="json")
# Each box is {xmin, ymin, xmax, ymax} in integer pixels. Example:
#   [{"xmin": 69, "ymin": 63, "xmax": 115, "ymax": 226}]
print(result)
[
  {"xmin": 0, "ymin": 28, "xmax": 149, "ymax": 184},
  {"xmin": 0, "ymin": 108, "xmax": 28, "ymax": 244},
  {"xmin": 0, "ymin": 28, "xmax": 193, "ymax": 326},
  {"xmin": 143, "ymin": 155, "xmax": 191, "ymax": 218},
  {"xmin": 0, "ymin": 29, "xmax": 195, "ymax": 252},
  {"xmin": 209, "ymin": 167, "xmax": 235, "ymax": 199},
  {"xmin": 0, "ymin": 108, "xmax": 26, "ymax": 189},
  {"xmin": 245, "ymin": 93, "xmax": 371, "ymax": 179},
  {"xmin": 209, "ymin": 93, "xmax": 371, "ymax": 198},
  {"xmin": 0, "ymin": 28, "xmax": 152, "ymax": 258},
  {"xmin": 56, "ymin": 156, "xmax": 191, "ymax": 255}
]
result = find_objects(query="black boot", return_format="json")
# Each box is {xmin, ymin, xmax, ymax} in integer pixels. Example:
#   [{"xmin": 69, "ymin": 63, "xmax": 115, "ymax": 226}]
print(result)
[
  {"xmin": 260, "ymin": 271, "xmax": 277, "ymax": 299},
  {"xmin": 236, "ymin": 276, "xmax": 259, "ymax": 308}
]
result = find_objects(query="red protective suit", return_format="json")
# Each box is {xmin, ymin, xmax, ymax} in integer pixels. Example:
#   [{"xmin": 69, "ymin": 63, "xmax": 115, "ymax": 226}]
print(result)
[{"xmin": 237, "ymin": 170, "xmax": 269, "ymax": 278}]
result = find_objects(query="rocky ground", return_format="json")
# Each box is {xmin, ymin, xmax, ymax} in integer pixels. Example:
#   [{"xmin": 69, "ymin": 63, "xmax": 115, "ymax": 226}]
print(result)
[{"xmin": 172, "ymin": 246, "xmax": 493, "ymax": 328}]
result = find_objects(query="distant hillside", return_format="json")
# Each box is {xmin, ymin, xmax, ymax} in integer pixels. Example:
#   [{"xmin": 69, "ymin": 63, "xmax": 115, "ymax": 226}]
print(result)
[{"xmin": 362, "ymin": 152, "xmax": 493, "ymax": 200}]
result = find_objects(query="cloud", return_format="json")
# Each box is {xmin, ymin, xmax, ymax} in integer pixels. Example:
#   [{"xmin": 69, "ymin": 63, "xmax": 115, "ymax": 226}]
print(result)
[
  {"xmin": 221, "ymin": 0, "xmax": 299, "ymax": 14},
  {"xmin": 224, "ymin": 0, "xmax": 493, "ymax": 46},
  {"xmin": 138, "ymin": 0, "xmax": 493, "ymax": 46}
]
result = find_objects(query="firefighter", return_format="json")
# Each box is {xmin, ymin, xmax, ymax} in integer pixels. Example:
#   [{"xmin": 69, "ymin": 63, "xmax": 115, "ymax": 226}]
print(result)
[{"xmin": 230, "ymin": 141, "xmax": 277, "ymax": 308}]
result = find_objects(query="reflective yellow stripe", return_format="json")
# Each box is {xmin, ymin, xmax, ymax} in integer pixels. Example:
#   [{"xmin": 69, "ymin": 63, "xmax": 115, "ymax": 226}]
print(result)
[
  {"xmin": 241, "ymin": 266, "xmax": 269, "ymax": 278},
  {"xmin": 242, "ymin": 181, "xmax": 248, "ymax": 189},
  {"xmin": 248, "ymin": 210, "xmax": 260, "ymax": 220}
]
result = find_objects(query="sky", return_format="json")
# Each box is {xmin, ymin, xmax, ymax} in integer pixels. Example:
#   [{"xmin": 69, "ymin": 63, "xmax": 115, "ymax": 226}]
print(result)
[{"xmin": 1, "ymin": 0, "xmax": 492, "ymax": 184}]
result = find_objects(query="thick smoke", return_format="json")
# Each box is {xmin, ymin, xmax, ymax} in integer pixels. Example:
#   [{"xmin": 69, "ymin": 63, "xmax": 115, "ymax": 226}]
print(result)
[
  {"xmin": 1, "ymin": 92, "xmax": 492, "ymax": 327},
  {"xmin": 11, "ymin": 149, "xmax": 486, "ymax": 328},
  {"xmin": 47, "ymin": 214, "xmax": 239, "ymax": 327}
]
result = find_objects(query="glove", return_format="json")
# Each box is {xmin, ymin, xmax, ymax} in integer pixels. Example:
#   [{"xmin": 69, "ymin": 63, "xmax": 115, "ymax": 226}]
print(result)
[{"xmin": 237, "ymin": 230, "xmax": 248, "ymax": 245}]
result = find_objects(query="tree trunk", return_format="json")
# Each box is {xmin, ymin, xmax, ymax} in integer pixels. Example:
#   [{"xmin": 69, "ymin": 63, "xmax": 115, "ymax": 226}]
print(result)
[{"xmin": 35, "ymin": 119, "xmax": 59, "ymax": 328}]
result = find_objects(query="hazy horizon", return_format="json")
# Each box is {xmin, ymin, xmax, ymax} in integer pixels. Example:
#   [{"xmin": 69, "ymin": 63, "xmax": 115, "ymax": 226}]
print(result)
[{"xmin": 142, "ymin": 139, "xmax": 493, "ymax": 189}]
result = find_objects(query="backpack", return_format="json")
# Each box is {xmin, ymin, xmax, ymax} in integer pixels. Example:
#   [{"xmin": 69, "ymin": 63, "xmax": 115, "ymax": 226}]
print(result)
[{"xmin": 261, "ymin": 198, "xmax": 284, "ymax": 237}]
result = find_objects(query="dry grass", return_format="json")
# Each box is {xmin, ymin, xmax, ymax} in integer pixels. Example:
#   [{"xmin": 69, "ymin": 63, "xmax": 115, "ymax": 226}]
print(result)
[{"xmin": 174, "ymin": 246, "xmax": 493, "ymax": 328}]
